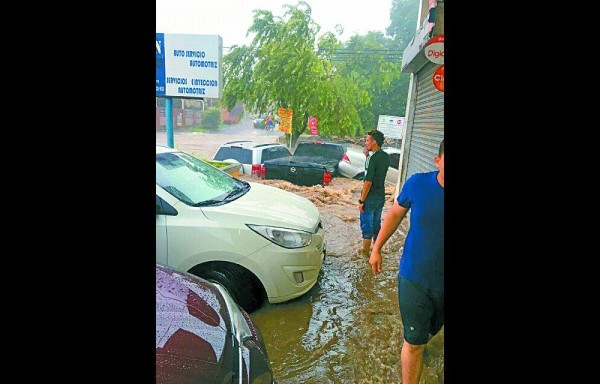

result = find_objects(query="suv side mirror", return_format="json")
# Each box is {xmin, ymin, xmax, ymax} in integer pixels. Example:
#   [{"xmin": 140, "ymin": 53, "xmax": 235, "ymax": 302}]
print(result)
[{"xmin": 156, "ymin": 195, "xmax": 178, "ymax": 216}]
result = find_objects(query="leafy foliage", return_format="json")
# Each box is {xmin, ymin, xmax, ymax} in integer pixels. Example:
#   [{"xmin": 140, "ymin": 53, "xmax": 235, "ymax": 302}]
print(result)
[
  {"xmin": 387, "ymin": 0, "xmax": 420, "ymax": 51},
  {"xmin": 334, "ymin": 32, "xmax": 409, "ymax": 133},
  {"xmin": 222, "ymin": 0, "xmax": 420, "ymax": 142},
  {"xmin": 202, "ymin": 107, "xmax": 221, "ymax": 130},
  {"xmin": 222, "ymin": 1, "xmax": 367, "ymax": 145}
]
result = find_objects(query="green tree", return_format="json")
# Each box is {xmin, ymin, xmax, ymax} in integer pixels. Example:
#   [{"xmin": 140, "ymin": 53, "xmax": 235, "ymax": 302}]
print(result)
[
  {"xmin": 334, "ymin": 32, "xmax": 408, "ymax": 134},
  {"xmin": 202, "ymin": 107, "xmax": 221, "ymax": 130},
  {"xmin": 387, "ymin": 0, "xmax": 420, "ymax": 51},
  {"xmin": 332, "ymin": 0, "xmax": 418, "ymax": 133},
  {"xmin": 222, "ymin": 1, "xmax": 368, "ymax": 146}
]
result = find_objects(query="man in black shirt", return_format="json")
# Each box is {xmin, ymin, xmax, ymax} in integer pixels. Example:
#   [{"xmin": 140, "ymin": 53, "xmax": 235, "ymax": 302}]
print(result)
[{"xmin": 358, "ymin": 129, "xmax": 390, "ymax": 256}]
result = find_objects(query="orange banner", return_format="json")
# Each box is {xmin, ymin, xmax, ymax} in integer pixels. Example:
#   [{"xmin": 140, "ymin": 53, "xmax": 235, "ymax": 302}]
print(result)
[{"xmin": 278, "ymin": 107, "xmax": 293, "ymax": 134}]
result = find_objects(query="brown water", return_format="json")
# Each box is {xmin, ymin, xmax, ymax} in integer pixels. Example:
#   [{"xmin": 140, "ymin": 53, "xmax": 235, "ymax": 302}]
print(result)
[
  {"xmin": 244, "ymin": 177, "xmax": 444, "ymax": 384},
  {"xmin": 156, "ymin": 122, "xmax": 444, "ymax": 383}
]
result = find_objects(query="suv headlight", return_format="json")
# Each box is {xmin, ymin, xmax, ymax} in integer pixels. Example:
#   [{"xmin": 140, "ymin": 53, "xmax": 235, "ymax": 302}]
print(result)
[{"xmin": 247, "ymin": 224, "xmax": 312, "ymax": 248}]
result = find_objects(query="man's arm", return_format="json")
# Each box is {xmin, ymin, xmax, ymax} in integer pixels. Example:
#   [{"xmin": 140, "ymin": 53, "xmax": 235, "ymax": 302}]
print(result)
[
  {"xmin": 369, "ymin": 200, "xmax": 408, "ymax": 275},
  {"xmin": 359, "ymin": 150, "xmax": 378, "ymax": 212},
  {"xmin": 358, "ymin": 180, "xmax": 372, "ymax": 213}
]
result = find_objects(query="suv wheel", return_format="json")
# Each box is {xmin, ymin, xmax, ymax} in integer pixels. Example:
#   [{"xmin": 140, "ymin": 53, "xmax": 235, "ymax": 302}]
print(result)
[{"xmin": 193, "ymin": 264, "xmax": 263, "ymax": 313}]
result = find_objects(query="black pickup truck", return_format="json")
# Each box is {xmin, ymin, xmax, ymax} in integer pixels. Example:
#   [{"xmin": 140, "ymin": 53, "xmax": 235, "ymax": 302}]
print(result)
[{"xmin": 262, "ymin": 142, "xmax": 345, "ymax": 186}]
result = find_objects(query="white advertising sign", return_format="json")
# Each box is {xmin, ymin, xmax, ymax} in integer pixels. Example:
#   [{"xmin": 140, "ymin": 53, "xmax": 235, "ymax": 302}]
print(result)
[
  {"xmin": 377, "ymin": 115, "xmax": 405, "ymax": 139},
  {"xmin": 425, "ymin": 35, "xmax": 444, "ymax": 64},
  {"xmin": 156, "ymin": 33, "xmax": 223, "ymax": 99}
]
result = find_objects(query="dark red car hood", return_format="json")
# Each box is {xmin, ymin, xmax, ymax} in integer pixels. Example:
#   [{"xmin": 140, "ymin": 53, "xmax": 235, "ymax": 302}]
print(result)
[{"xmin": 156, "ymin": 264, "xmax": 234, "ymax": 384}]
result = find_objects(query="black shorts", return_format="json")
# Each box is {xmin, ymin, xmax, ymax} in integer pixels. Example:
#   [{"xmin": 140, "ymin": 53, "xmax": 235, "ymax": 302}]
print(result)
[{"xmin": 398, "ymin": 274, "xmax": 444, "ymax": 345}]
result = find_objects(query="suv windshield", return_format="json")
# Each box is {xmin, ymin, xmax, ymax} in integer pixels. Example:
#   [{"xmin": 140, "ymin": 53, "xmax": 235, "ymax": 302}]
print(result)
[
  {"xmin": 156, "ymin": 151, "xmax": 249, "ymax": 206},
  {"xmin": 261, "ymin": 146, "xmax": 292, "ymax": 161},
  {"xmin": 294, "ymin": 143, "xmax": 344, "ymax": 159}
]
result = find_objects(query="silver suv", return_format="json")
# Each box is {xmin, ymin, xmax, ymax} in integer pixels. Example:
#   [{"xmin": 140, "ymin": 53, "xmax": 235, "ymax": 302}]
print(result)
[{"xmin": 212, "ymin": 140, "xmax": 292, "ymax": 175}]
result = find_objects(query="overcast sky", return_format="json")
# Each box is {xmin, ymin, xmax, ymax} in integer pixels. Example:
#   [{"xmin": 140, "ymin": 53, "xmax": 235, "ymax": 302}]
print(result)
[{"xmin": 156, "ymin": 0, "xmax": 394, "ymax": 51}]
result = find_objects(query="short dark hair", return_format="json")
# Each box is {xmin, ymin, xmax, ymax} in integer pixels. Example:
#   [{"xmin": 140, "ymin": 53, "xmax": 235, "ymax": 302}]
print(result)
[
  {"xmin": 438, "ymin": 138, "xmax": 444, "ymax": 156},
  {"xmin": 368, "ymin": 130, "xmax": 384, "ymax": 147}
]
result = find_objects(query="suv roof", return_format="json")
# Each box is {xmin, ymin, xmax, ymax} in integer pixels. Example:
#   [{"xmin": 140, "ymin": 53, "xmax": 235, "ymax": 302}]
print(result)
[{"xmin": 220, "ymin": 140, "xmax": 283, "ymax": 149}]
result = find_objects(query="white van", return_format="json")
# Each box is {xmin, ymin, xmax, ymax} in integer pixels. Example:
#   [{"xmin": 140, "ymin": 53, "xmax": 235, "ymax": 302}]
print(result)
[{"xmin": 338, "ymin": 146, "xmax": 402, "ymax": 185}]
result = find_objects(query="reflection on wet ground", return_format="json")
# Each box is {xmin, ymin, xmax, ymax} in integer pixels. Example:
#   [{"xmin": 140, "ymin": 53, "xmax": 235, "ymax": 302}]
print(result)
[{"xmin": 243, "ymin": 175, "xmax": 444, "ymax": 384}]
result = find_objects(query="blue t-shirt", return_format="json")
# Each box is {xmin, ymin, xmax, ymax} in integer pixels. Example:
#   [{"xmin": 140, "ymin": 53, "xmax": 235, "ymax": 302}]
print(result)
[{"xmin": 397, "ymin": 171, "xmax": 444, "ymax": 293}]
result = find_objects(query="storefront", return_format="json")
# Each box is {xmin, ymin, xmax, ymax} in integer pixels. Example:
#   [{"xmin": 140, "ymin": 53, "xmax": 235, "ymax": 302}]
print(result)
[{"xmin": 398, "ymin": 0, "xmax": 444, "ymax": 187}]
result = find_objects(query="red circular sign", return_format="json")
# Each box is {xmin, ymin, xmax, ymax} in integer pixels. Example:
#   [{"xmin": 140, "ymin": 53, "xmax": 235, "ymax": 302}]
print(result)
[
  {"xmin": 308, "ymin": 117, "xmax": 318, "ymax": 128},
  {"xmin": 433, "ymin": 65, "xmax": 444, "ymax": 92}
]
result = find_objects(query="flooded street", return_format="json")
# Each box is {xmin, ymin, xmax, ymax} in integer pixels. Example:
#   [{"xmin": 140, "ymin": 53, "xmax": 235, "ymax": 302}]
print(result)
[
  {"xmin": 242, "ymin": 177, "xmax": 444, "ymax": 384},
  {"xmin": 156, "ymin": 117, "xmax": 444, "ymax": 383}
]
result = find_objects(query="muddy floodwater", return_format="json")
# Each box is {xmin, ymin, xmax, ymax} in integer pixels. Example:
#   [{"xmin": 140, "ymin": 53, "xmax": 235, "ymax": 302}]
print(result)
[
  {"xmin": 242, "ymin": 176, "xmax": 444, "ymax": 384},
  {"xmin": 157, "ymin": 121, "xmax": 444, "ymax": 383}
]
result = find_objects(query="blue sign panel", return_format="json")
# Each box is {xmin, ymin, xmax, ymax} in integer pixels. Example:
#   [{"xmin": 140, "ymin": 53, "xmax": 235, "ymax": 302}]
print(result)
[
  {"xmin": 156, "ymin": 33, "xmax": 166, "ymax": 96},
  {"xmin": 155, "ymin": 33, "xmax": 222, "ymax": 99}
]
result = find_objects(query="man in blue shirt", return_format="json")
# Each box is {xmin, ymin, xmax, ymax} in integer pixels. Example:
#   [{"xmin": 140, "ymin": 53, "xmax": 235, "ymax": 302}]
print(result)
[{"xmin": 369, "ymin": 138, "xmax": 444, "ymax": 384}]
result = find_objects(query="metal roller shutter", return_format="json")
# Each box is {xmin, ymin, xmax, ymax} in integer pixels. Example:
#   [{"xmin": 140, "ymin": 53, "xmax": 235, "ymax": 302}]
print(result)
[{"xmin": 405, "ymin": 61, "xmax": 444, "ymax": 179}]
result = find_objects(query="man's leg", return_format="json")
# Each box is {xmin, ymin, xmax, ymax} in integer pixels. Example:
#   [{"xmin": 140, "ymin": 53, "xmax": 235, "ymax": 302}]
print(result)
[
  {"xmin": 398, "ymin": 275, "xmax": 432, "ymax": 384},
  {"xmin": 362, "ymin": 238, "xmax": 371, "ymax": 255},
  {"xmin": 359, "ymin": 203, "xmax": 374, "ymax": 256},
  {"xmin": 372, "ymin": 200, "xmax": 384, "ymax": 243},
  {"xmin": 401, "ymin": 340, "xmax": 425, "ymax": 384}
]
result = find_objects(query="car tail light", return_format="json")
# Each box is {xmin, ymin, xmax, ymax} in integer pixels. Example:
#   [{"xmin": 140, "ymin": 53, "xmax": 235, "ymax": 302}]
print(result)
[
  {"xmin": 323, "ymin": 171, "xmax": 332, "ymax": 184},
  {"xmin": 342, "ymin": 153, "xmax": 350, "ymax": 163},
  {"xmin": 260, "ymin": 165, "xmax": 266, "ymax": 179},
  {"xmin": 251, "ymin": 164, "xmax": 261, "ymax": 177}
]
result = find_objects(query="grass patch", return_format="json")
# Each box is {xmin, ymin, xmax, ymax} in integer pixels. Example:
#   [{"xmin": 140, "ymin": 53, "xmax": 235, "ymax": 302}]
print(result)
[
  {"xmin": 184, "ymin": 151, "xmax": 229, "ymax": 169},
  {"xmin": 185, "ymin": 125, "xmax": 230, "ymax": 133},
  {"xmin": 186, "ymin": 125, "xmax": 211, "ymax": 133},
  {"xmin": 207, "ymin": 161, "xmax": 230, "ymax": 169}
]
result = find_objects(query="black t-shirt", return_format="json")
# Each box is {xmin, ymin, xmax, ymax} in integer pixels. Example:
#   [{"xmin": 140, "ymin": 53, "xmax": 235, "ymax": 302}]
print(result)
[{"xmin": 364, "ymin": 149, "xmax": 390, "ymax": 201}]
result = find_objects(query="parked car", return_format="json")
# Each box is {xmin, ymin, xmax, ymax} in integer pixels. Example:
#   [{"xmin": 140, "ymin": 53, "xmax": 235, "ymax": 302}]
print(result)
[
  {"xmin": 338, "ymin": 146, "xmax": 402, "ymax": 185},
  {"xmin": 253, "ymin": 113, "xmax": 268, "ymax": 128},
  {"xmin": 262, "ymin": 141, "xmax": 346, "ymax": 186},
  {"xmin": 212, "ymin": 140, "xmax": 292, "ymax": 175},
  {"xmin": 156, "ymin": 144, "xmax": 326, "ymax": 313},
  {"xmin": 156, "ymin": 263, "xmax": 276, "ymax": 384}
]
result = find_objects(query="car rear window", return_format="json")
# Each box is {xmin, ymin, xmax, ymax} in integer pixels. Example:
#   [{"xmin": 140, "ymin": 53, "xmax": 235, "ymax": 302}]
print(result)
[
  {"xmin": 389, "ymin": 153, "xmax": 400, "ymax": 169},
  {"xmin": 294, "ymin": 143, "xmax": 344, "ymax": 159},
  {"xmin": 261, "ymin": 146, "xmax": 292, "ymax": 162},
  {"xmin": 213, "ymin": 147, "xmax": 252, "ymax": 164}
]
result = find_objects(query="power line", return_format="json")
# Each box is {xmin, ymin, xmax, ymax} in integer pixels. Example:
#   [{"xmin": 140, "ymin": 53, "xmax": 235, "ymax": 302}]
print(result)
[
  {"xmin": 222, "ymin": 46, "xmax": 406, "ymax": 61},
  {"xmin": 334, "ymin": 49, "xmax": 405, "ymax": 53}
]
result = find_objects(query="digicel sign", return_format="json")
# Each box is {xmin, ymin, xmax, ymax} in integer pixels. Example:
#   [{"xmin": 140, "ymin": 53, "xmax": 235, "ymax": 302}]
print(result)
[
  {"xmin": 433, "ymin": 65, "xmax": 444, "ymax": 92},
  {"xmin": 425, "ymin": 35, "xmax": 444, "ymax": 65}
]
